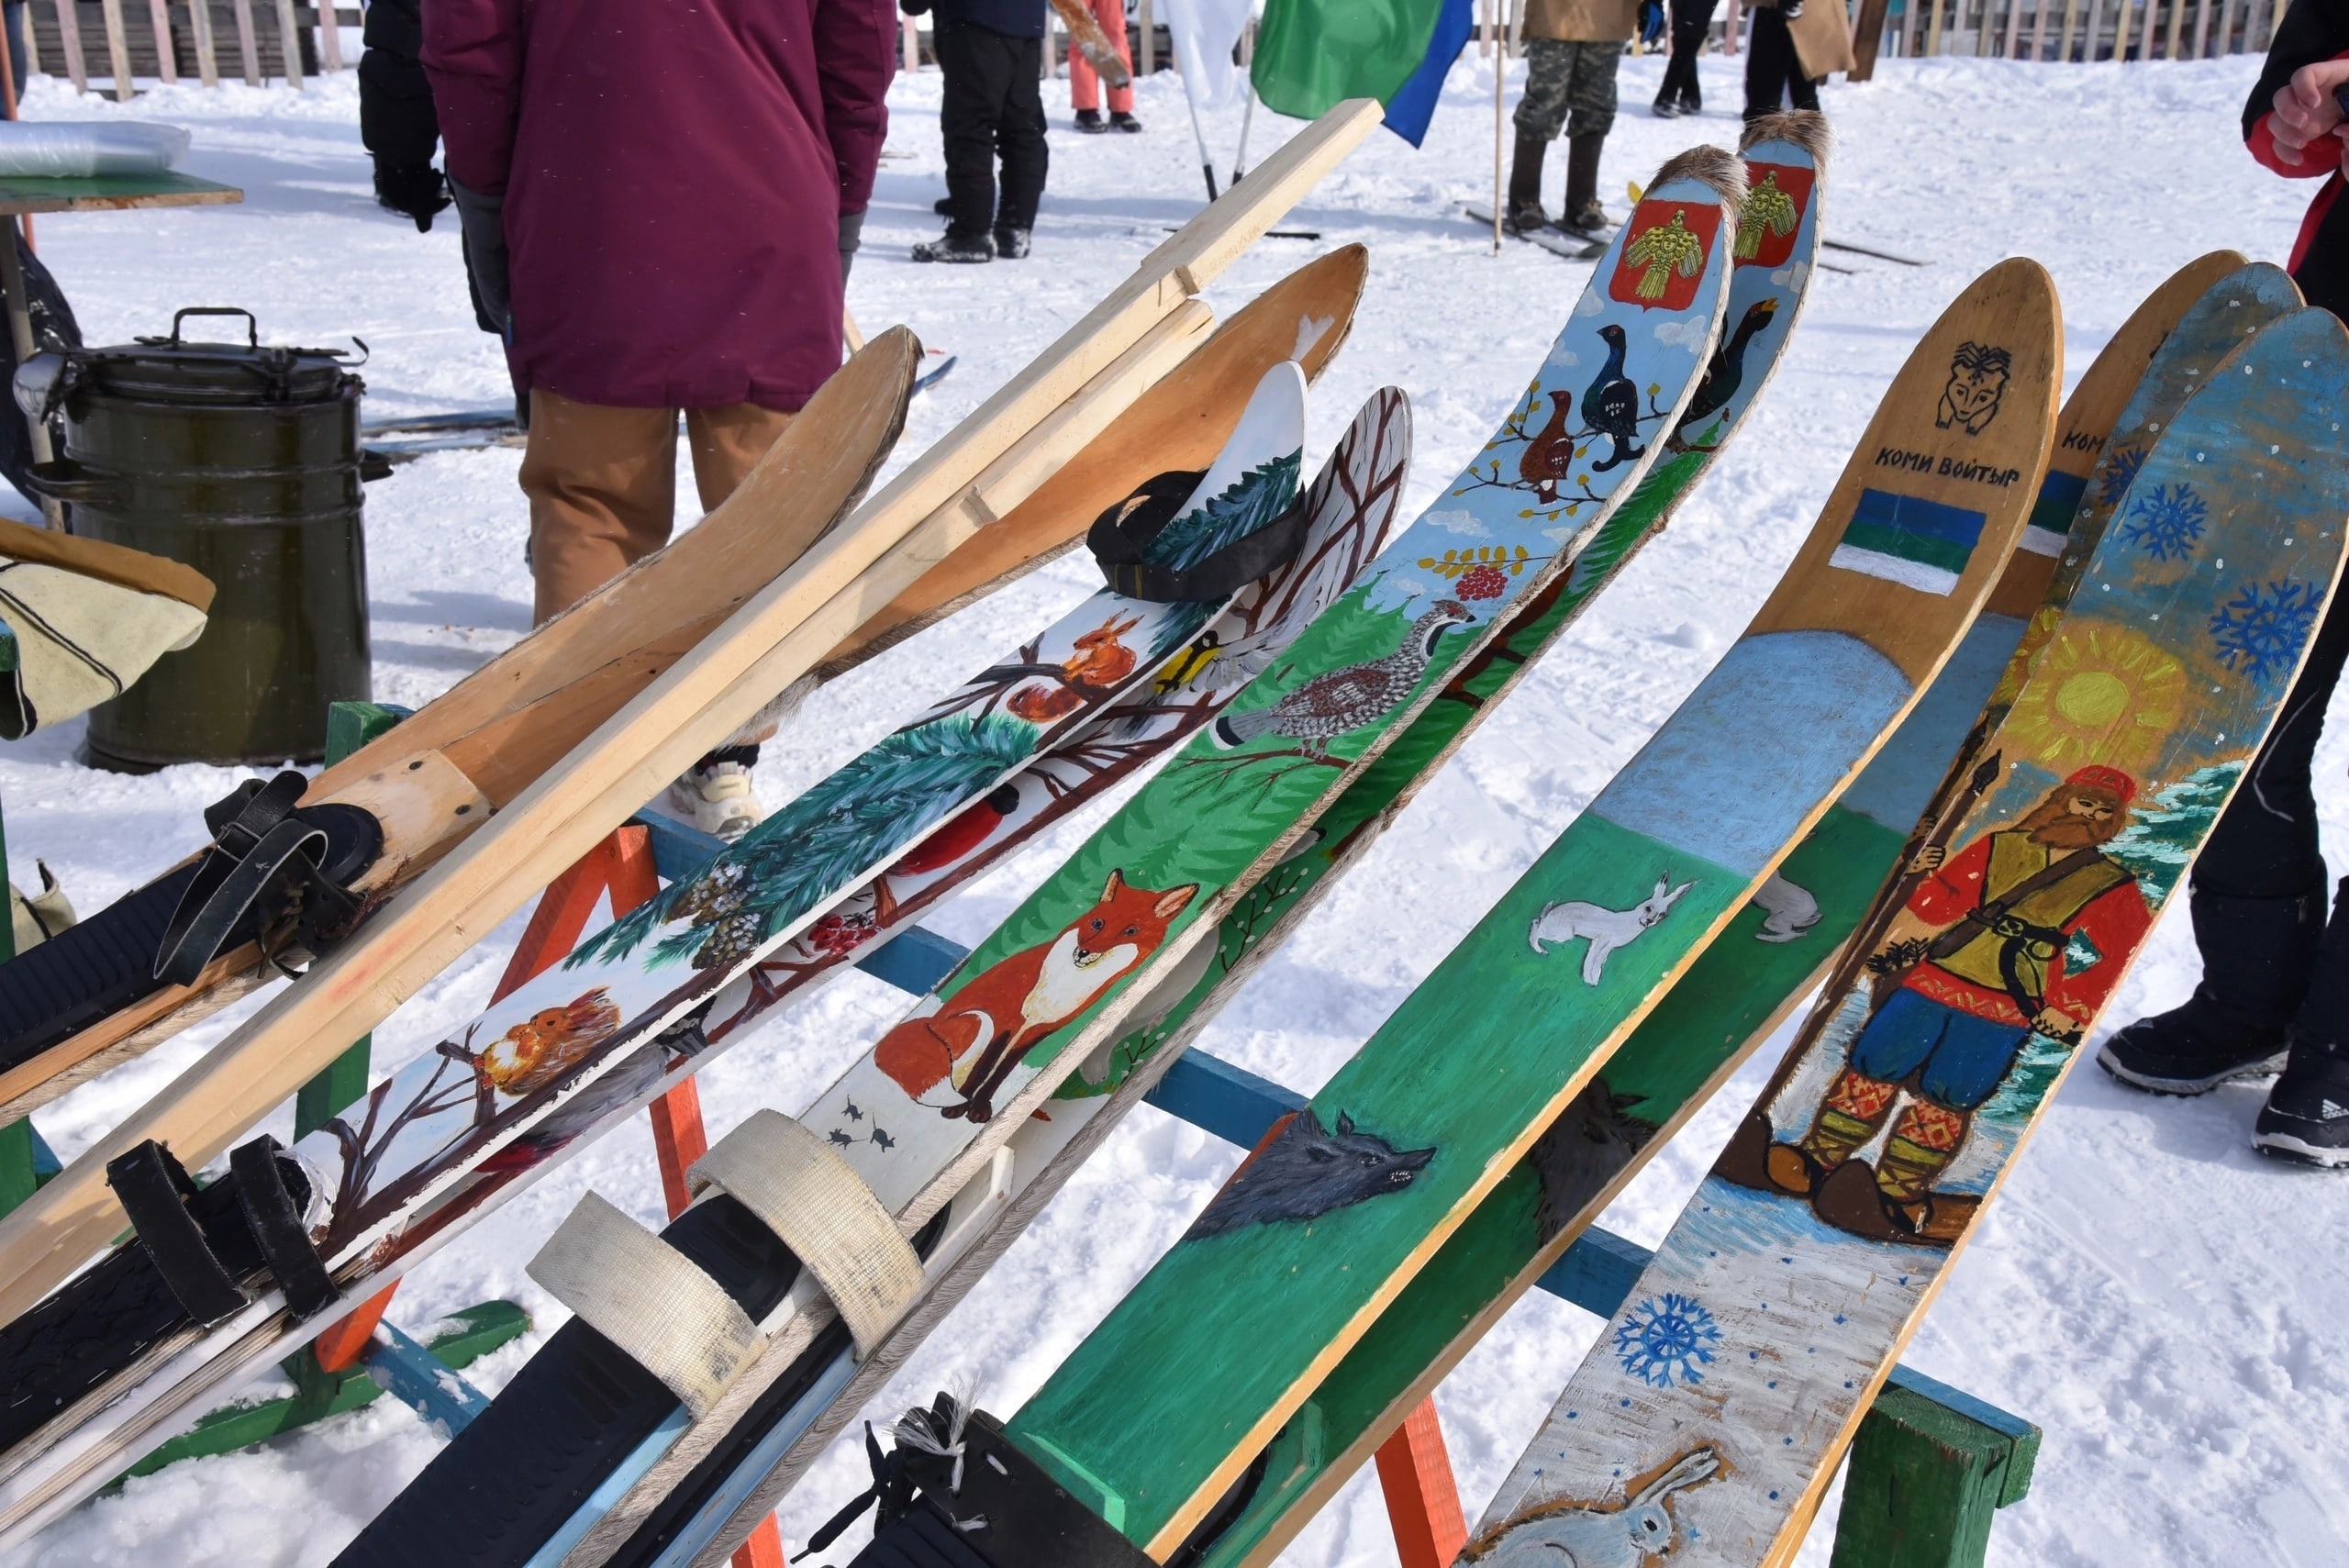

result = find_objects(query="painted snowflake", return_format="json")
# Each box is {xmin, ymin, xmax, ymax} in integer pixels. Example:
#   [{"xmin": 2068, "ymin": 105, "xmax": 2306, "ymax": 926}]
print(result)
[
  {"xmin": 2210, "ymin": 578, "xmax": 2325, "ymax": 686},
  {"xmin": 2117, "ymin": 482, "xmax": 2207, "ymax": 561},
  {"xmin": 2095, "ymin": 444, "xmax": 2147, "ymax": 509},
  {"xmin": 1614, "ymin": 1293, "xmax": 1723, "ymax": 1388}
]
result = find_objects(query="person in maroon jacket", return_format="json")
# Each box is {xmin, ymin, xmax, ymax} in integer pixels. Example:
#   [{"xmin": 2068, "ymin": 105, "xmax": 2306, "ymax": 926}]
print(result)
[
  {"xmin": 423, "ymin": 0, "xmax": 896, "ymax": 839},
  {"xmin": 2099, "ymin": 0, "xmax": 2349, "ymax": 1169}
]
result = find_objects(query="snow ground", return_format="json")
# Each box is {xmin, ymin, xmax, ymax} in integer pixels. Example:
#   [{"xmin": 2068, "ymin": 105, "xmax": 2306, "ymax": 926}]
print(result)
[{"xmin": 2, "ymin": 45, "xmax": 2342, "ymax": 1568}]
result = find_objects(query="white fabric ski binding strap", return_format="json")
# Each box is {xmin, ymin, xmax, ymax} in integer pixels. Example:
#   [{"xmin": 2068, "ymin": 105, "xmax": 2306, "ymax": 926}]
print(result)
[
  {"xmin": 527, "ymin": 1193, "xmax": 762, "ymax": 1419},
  {"xmin": 688, "ymin": 1108, "xmax": 923, "ymax": 1356}
]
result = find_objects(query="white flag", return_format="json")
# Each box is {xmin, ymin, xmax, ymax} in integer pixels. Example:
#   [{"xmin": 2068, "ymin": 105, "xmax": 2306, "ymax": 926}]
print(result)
[{"xmin": 1159, "ymin": 0, "xmax": 1253, "ymax": 107}]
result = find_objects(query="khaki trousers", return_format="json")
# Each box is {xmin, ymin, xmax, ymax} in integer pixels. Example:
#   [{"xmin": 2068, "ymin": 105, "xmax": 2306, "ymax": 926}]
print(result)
[{"xmin": 520, "ymin": 389, "xmax": 796, "ymax": 627}]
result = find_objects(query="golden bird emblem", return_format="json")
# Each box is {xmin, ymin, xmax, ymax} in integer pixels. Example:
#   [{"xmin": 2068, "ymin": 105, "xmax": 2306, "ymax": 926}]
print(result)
[
  {"xmin": 1624, "ymin": 209, "xmax": 1706, "ymax": 301},
  {"xmin": 1734, "ymin": 171, "xmax": 1799, "ymax": 261}
]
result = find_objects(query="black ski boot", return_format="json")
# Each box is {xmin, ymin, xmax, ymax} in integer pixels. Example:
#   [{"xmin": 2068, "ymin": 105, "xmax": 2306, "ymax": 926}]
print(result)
[
  {"xmin": 2099, "ymin": 887, "xmax": 2322, "ymax": 1094},
  {"xmin": 1504, "ymin": 130, "xmax": 1550, "ymax": 234},
  {"xmin": 994, "ymin": 226, "xmax": 1031, "ymax": 259},
  {"xmin": 1559, "ymin": 131, "xmax": 1608, "ymax": 238},
  {"xmin": 2254, "ymin": 1040, "xmax": 2349, "ymax": 1166},
  {"xmin": 1111, "ymin": 110, "xmax": 1143, "ymax": 132},
  {"xmin": 912, "ymin": 230, "xmax": 995, "ymax": 263},
  {"xmin": 1075, "ymin": 108, "xmax": 1108, "ymax": 133}
]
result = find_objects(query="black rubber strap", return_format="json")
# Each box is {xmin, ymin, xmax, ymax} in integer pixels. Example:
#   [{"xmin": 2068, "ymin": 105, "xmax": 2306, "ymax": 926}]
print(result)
[
  {"xmin": 155, "ymin": 773, "xmax": 381, "ymax": 986},
  {"xmin": 1085, "ymin": 468, "xmax": 1313, "ymax": 604},
  {"xmin": 105, "ymin": 1141, "xmax": 247, "ymax": 1326},
  {"xmin": 228, "ymin": 1137, "xmax": 338, "ymax": 1321}
]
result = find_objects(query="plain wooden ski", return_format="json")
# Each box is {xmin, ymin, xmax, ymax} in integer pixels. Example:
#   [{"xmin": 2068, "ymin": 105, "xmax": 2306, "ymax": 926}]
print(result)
[
  {"xmin": 999, "ymin": 258, "xmax": 2059, "ymax": 1560},
  {"xmin": 1464, "ymin": 304, "xmax": 2349, "ymax": 1568},
  {"xmin": 0, "ymin": 97, "xmax": 1386, "ymax": 1333}
]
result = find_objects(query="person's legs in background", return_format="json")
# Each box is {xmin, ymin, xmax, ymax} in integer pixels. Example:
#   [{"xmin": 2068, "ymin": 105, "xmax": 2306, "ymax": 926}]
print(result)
[
  {"xmin": 1656, "ymin": 0, "xmax": 1719, "ymax": 114},
  {"xmin": 1557, "ymin": 40, "xmax": 1620, "ymax": 238},
  {"xmin": 1506, "ymin": 38, "xmax": 1573, "ymax": 233},
  {"xmin": 518, "ymin": 392, "xmax": 679, "ymax": 628},
  {"xmin": 996, "ymin": 34, "xmax": 1049, "ymax": 255},
  {"xmin": 920, "ymin": 26, "xmax": 1004, "ymax": 261},
  {"xmin": 656, "ymin": 403, "xmax": 805, "ymax": 840},
  {"xmin": 1742, "ymin": 4, "xmax": 1799, "ymax": 120},
  {"xmin": 1069, "ymin": 0, "xmax": 1136, "ymax": 130}
]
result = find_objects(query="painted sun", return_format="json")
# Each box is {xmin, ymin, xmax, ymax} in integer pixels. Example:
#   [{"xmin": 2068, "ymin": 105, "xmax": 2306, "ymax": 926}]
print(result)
[{"xmin": 2000, "ymin": 624, "xmax": 2184, "ymax": 774}]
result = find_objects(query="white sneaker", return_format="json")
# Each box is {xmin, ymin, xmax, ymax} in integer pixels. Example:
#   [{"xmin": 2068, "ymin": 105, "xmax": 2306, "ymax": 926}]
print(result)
[{"xmin": 667, "ymin": 760, "xmax": 764, "ymax": 843}]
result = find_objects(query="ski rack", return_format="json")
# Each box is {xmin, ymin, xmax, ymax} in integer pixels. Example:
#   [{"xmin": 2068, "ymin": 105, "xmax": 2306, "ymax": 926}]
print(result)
[
  {"xmin": 850, "ymin": 931, "xmax": 2044, "ymax": 1568},
  {"xmin": 0, "ymin": 687, "xmax": 2034, "ymax": 1564}
]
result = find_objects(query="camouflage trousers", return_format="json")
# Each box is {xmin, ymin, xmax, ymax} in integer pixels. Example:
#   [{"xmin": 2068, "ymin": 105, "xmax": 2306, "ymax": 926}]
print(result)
[{"xmin": 1513, "ymin": 37, "xmax": 1620, "ymax": 141}]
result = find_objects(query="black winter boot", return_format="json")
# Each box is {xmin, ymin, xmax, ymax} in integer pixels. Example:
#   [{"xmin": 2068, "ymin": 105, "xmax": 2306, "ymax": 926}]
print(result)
[
  {"xmin": 2098, "ymin": 887, "xmax": 2323, "ymax": 1094},
  {"xmin": 1111, "ymin": 110, "xmax": 1143, "ymax": 132},
  {"xmin": 993, "ymin": 226, "xmax": 1031, "ymax": 259},
  {"xmin": 912, "ymin": 230, "xmax": 995, "ymax": 263},
  {"xmin": 1505, "ymin": 130, "xmax": 1550, "ymax": 234},
  {"xmin": 2255, "ymin": 880, "xmax": 2349, "ymax": 1165},
  {"xmin": 1561, "ymin": 132, "xmax": 1608, "ymax": 237},
  {"xmin": 2255, "ymin": 1041, "xmax": 2349, "ymax": 1166},
  {"xmin": 1075, "ymin": 108, "xmax": 1108, "ymax": 133}
]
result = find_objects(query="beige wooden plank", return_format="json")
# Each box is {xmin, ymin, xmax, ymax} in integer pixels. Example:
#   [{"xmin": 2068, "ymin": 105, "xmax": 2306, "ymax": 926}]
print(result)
[{"xmin": 96, "ymin": 0, "xmax": 129, "ymax": 99}]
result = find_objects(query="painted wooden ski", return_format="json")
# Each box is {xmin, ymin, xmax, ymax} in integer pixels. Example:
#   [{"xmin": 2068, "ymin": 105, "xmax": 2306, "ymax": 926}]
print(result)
[
  {"xmin": 342, "ymin": 146, "xmax": 1749, "ymax": 1568},
  {"xmin": 993, "ymin": 258, "xmax": 2059, "ymax": 1562},
  {"xmin": 0, "ymin": 247, "xmax": 1372, "ymax": 1131},
  {"xmin": 0, "ymin": 101, "xmax": 1388, "ymax": 1337},
  {"xmin": 565, "ymin": 116, "xmax": 1836, "ymax": 1568},
  {"xmin": 1464, "ymin": 304, "xmax": 2349, "ymax": 1568},
  {"xmin": 0, "ymin": 384, "xmax": 1397, "ymax": 1559},
  {"xmin": 1173, "ymin": 250, "xmax": 2268, "ymax": 1568},
  {"xmin": 0, "ymin": 367, "xmax": 1325, "ymax": 1545}
]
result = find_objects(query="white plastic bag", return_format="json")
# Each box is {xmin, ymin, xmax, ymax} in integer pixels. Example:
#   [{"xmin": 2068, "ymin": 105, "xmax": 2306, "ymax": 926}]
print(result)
[{"xmin": 0, "ymin": 121, "xmax": 191, "ymax": 177}]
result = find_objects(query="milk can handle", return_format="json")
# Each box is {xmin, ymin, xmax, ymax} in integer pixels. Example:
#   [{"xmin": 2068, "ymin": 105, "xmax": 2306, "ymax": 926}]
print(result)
[{"xmin": 170, "ymin": 308, "xmax": 259, "ymax": 349}]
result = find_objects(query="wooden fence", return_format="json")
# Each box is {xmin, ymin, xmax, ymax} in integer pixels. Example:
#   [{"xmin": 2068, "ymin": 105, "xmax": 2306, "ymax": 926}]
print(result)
[
  {"xmin": 1866, "ymin": 0, "xmax": 2285, "ymax": 61},
  {"xmin": 27, "ymin": 0, "xmax": 360, "ymax": 98}
]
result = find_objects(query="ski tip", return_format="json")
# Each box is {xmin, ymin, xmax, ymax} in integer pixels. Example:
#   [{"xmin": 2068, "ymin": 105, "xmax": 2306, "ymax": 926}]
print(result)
[
  {"xmin": 1742, "ymin": 108, "xmax": 1831, "ymax": 168},
  {"xmin": 1649, "ymin": 144, "xmax": 1747, "ymax": 220}
]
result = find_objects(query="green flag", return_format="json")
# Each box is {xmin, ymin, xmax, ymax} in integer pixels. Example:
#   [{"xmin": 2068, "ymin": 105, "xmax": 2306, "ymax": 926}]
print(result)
[{"xmin": 1251, "ymin": 0, "xmax": 1448, "ymax": 121}]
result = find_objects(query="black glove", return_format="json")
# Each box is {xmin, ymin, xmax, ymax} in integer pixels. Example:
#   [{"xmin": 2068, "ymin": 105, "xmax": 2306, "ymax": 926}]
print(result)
[
  {"xmin": 840, "ymin": 207, "xmax": 865, "ymax": 284},
  {"xmin": 374, "ymin": 163, "xmax": 451, "ymax": 233},
  {"xmin": 449, "ymin": 176, "xmax": 511, "ymax": 339}
]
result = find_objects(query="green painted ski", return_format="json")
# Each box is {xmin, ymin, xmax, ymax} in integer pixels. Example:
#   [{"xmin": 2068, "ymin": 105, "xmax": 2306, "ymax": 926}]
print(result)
[
  {"xmin": 1464, "ymin": 304, "xmax": 2349, "ymax": 1568},
  {"xmin": 1180, "ymin": 249, "xmax": 2273, "ymax": 1568},
  {"xmin": 1003, "ymin": 259, "xmax": 2060, "ymax": 1558}
]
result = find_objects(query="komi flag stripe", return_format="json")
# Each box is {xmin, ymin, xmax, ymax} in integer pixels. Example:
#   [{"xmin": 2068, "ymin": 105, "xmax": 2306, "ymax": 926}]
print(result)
[
  {"xmin": 2021, "ymin": 469, "xmax": 2087, "ymax": 557},
  {"xmin": 1829, "ymin": 486, "xmax": 1988, "ymax": 595}
]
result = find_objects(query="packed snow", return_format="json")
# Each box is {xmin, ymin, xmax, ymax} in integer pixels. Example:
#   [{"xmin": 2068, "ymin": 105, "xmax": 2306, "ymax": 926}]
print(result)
[{"xmin": 3, "ymin": 43, "xmax": 2343, "ymax": 1568}]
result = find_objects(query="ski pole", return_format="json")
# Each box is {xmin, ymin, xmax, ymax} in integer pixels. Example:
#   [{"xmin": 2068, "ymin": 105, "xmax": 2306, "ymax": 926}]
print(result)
[
  {"xmin": 1231, "ymin": 85, "xmax": 1254, "ymax": 185},
  {"xmin": 1180, "ymin": 66, "xmax": 1219, "ymax": 200}
]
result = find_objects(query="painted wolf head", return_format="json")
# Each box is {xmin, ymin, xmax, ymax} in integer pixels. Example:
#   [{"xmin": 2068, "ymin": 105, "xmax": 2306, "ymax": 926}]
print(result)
[{"xmin": 1183, "ymin": 1106, "xmax": 1437, "ymax": 1240}]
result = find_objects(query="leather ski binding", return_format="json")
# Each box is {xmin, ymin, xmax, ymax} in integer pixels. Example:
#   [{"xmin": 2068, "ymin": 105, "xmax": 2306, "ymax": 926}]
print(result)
[
  {"xmin": 1087, "ymin": 468, "xmax": 1310, "ymax": 604},
  {"xmin": 154, "ymin": 770, "xmax": 384, "ymax": 986}
]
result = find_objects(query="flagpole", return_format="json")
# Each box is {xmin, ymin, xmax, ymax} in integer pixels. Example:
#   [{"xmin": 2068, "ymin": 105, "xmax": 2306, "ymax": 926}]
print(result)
[{"xmin": 1490, "ymin": 0, "xmax": 1504, "ymax": 253}]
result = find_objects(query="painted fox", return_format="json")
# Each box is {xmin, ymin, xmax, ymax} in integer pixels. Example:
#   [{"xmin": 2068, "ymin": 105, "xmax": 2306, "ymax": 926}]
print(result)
[{"xmin": 874, "ymin": 868, "xmax": 1197, "ymax": 1122}]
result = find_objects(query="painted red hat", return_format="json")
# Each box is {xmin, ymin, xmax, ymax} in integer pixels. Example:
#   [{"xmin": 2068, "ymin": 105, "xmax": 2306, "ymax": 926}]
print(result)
[{"xmin": 2064, "ymin": 764, "xmax": 2137, "ymax": 806}]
